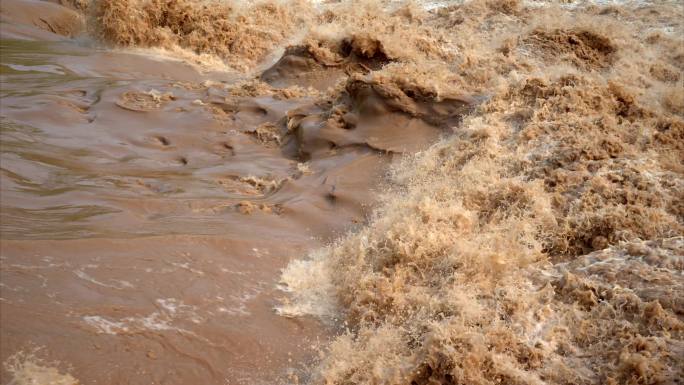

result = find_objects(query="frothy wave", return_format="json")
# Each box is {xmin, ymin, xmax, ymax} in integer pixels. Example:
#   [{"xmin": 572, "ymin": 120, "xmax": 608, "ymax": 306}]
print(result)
[{"xmin": 275, "ymin": 0, "xmax": 683, "ymax": 383}]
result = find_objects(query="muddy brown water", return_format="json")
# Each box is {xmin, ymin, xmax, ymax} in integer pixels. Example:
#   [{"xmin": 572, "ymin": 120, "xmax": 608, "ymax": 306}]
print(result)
[
  {"xmin": 3, "ymin": 0, "xmax": 682, "ymax": 384},
  {"xmin": 0, "ymin": 38, "xmax": 395, "ymax": 384}
]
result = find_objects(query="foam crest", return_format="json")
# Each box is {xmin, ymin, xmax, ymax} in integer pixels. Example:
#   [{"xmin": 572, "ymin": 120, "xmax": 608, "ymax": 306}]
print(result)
[{"xmin": 277, "ymin": 0, "xmax": 684, "ymax": 383}]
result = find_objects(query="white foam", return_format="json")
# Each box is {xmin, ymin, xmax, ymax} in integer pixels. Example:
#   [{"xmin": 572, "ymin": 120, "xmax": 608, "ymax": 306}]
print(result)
[
  {"xmin": 135, "ymin": 312, "xmax": 174, "ymax": 331},
  {"xmin": 83, "ymin": 315, "xmax": 129, "ymax": 334},
  {"xmin": 170, "ymin": 261, "xmax": 205, "ymax": 276},
  {"xmin": 275, "ymin": 250, "xmax": 337, "ymax": 320},
  {"xmin": 82, "ymin": 296, "xmax": 207, "ymax": 335},
  {"xmin": 73, "ymin": 269, "xmax": 134, "ymax": 290},
  {"xmin": 3, "ymin": 349, "xmax": 78, "ymax": 385}
]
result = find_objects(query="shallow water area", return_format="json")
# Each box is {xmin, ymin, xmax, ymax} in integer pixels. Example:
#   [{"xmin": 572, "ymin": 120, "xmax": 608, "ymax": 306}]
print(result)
[{"xmin": 0, "ymin": 28, "xmax": 391, "ymax": 384}]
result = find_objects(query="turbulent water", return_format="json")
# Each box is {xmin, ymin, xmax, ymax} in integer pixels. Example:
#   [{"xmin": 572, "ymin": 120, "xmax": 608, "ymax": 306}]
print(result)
[{"xmin": 0, "ymin": 0, "xmax": 682, "ymax": 384}]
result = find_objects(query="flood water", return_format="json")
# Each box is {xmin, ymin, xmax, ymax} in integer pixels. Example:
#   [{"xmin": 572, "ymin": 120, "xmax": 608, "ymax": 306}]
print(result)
[
  {"xmin": 2, "ymin": 0, "xmax": 683, "ymax": 384},
  {"xmin": 0, "ymin": 37, "xmax": 389, "ymax": 384}
]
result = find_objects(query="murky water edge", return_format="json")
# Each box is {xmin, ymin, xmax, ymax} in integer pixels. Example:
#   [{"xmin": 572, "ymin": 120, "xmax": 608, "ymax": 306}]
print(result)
[{"xmin": 0, "ymin": 37, "xmax": 387, "ymax": 384}]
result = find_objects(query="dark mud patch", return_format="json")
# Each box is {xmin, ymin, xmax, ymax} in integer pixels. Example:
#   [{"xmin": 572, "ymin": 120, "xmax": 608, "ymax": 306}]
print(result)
[{"xmin": 154, "ymin": 135, "xmax": 171, "ymax": 146}]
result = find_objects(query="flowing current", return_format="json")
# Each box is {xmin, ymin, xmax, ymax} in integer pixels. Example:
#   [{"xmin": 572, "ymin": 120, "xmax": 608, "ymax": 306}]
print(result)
[{"xmin": 1, "ymin": 0, "xmax": 683, "ymax": 384}]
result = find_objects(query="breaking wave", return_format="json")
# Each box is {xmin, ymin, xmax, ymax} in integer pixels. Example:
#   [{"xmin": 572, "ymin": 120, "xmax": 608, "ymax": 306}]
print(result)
[{"xmin": 84, "ymin": 0, "xmax": 684, "ymax": 383}]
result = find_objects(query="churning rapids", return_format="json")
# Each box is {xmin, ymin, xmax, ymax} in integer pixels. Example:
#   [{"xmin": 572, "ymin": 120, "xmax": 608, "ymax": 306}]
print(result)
[{"xmin": 0, "ymin": 0, "xmax": 682, "ymax": 384}]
